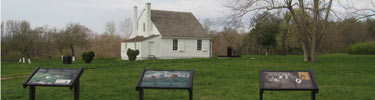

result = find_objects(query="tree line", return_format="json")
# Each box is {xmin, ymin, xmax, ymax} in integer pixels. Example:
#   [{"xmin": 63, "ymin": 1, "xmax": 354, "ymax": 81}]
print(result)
[
  {"xmin": 1, "ymin": 18, "xmax": 132, "ymax": 63},
  {"xmin": 208, "ymin": 0, "xmax": 375, "ymax": 62},
  {"xmin": 2, "ymin": 0, "xmax": 374, "ymax": 62},
  {"xmin": 207, "ymin": 14, "xmax": 375, "ymax": 57}
]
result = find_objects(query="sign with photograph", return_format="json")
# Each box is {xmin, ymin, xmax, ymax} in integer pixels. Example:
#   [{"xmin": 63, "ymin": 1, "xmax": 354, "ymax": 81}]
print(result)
[
  {"xmin": 139, "ymin": 70, "xmax": 192, "ymax": 88},
  {"xmin": 261, "ymin": 71, "xmax": 314, "ymax": 89},
  {"xmin": 27, "ymin": 69, "xmax": 78, "ymax": 85},
  {"xmin": 24, "ymin": 67, "xmax": 83, "ymax": 87},
  {"xmin": 258, "ymin": 70, "xmax": 319, "ymax": 100},
  {"xmin": 23, "ymin": 67, "xmax": 84, "ymax": 100},
  {"xmin": 136, "ymin": 69, "xmax": 194, "ymax": 100}
]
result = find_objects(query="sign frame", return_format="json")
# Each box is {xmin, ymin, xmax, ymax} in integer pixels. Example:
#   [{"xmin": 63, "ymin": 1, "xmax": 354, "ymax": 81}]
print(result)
[
  {"xmin": 23, "ymin": 67, "xmax": 84, "ymax": 100},
  {"xmin": 136, "ymin": 69, "xmax": 194, "ymax": 100},
  {"xmin": 258, "ymin": 69, "xmax": 319, "ymax": 100}
]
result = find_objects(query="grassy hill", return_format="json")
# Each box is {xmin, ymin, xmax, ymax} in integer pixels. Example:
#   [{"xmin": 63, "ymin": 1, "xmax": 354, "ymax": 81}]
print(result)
[{"xmin": 1, "ymin": 54, "xmax": 374, "ymax": 100}]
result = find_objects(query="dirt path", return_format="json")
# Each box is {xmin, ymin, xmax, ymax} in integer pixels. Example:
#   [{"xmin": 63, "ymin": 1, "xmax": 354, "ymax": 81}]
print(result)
[{"xmin": 1, "ymin": 74, "xmax": 29, "ymax": 80}]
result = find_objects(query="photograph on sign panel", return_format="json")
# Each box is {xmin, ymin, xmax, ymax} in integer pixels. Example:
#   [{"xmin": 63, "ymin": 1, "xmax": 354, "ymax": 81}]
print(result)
[
  {"xmin": 141, "ymin": 71, "xmax": 190, "ymax": 88},
  {"xmin": 263, "ymin": 72, "xmax": 313, "ymax": 89},
  {"xmin": 28, "ymin": 69, "xmax": 78, "ymax": 85}
]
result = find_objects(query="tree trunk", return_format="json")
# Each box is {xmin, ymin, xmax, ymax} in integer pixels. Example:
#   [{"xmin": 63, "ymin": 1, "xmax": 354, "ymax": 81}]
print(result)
[
  {"xmin": 59, "ymin": 48, "xmax": 63, "ymax": 55},
  {"xmin": 26, "ymin": 52, "xmax": 31, "ymax": 64},
  {"xmin": 288, "ymin": 0, "xmax": 315, "ymax": 62},
  {"xmin": 310, "ymin": 0, "xmax": 320, "ymax": 62},
  {"xmin": 302, "ymin": 40, "xmax": 311, "ymax": 62},
  {"xmin": 281, "ymin": 31, "xmax": 287, "ymax": 55},
  {"xmin": 22, "ymin": 49, "xmax": 26, "ymax": 63},
  {"xmin": 70, "ymin": 45, "xmax": 75, "ymax": 57},
  {"xmin": 70, "ymin": 45, "xmax": 75, "ymax": 61},
  {"xmin": 282, "ymin": 13, "xmax": 291, "ymax": 55}
]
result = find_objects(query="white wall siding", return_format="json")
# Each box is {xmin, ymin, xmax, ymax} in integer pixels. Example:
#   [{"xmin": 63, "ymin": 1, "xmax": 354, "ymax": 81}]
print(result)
[
  {"xmin": 157, "ymin": 38, "xmax": 210, "ymax": 59},
  {"xmin": 133, "ymin": 10, "xmax": 160, "ymax": 38},
  {"xmin": 121, "ymin": 43, "xmax": 127, "ymax": 60},
  {"xmin": 122, "ymin": 38, "xmax": 210, "ymax": 60},
  {"xmin": 135, "ymin": 36, "xmax": 163, "ymax": 60},
  {"xmin": 121, "ymin": 42, "xmax": 142, "ymax": 60}
]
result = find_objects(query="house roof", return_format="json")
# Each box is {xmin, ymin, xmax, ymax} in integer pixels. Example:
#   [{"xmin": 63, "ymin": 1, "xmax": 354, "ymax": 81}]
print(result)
[
  {"xmin": 122, "ymin": 35, "xmax": 159, "ymax": 42},
  {"xmin": 151, "ymin": 10, "xmax": 210, "ymax": 38}
]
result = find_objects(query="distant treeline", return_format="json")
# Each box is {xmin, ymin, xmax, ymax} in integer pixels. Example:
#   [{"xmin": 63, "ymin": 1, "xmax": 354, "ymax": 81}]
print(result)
[
  {"xmin": 207, "ymin": 15, "xmax": 375, "ymax": 56},
  {"xmin": 1, "ymin": 15, "xmax": 374, "ymax": 62},
  {"xmin": 1, "ymin": 20, "xmax": 130, "ymax": 62}
]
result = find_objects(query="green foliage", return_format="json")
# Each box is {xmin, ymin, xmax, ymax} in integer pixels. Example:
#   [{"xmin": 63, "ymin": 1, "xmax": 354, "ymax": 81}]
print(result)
[
  {"xmin": 82, "ymin": 51, "xmax": 95, "ymax": 63},
  {"xmin": 126, "ymin": 49, "xmax": 139, "ymax": 61},
  {"xmin": 366, "ymin": 18, "xmax": 375, "ymax": 37},
  {"xmin": 249, "ymin": 12, "xmax": 281, "ymax": 54},
  {"xmin": 347, "ymin": 42, "xmax": 375, "ymax": 54}
]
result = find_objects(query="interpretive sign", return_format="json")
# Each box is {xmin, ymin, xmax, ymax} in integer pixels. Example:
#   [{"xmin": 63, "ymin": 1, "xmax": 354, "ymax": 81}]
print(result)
[
  {"xmin": 259, "ymin": 70, "xmax": 318, "ymax": 100},
  {"xmin": 23, "ymin": 67, "xmax": 84, "ymax": 100},
  {"xmin": 136, "ymin": 69, "xmax": 194, "ymax": 100}
]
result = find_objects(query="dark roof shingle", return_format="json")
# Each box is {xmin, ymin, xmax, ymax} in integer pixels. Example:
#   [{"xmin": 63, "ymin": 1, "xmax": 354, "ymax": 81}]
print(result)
[{"xmin": 151, "ymin": 10, "xmax": 209, "ymax": 38}]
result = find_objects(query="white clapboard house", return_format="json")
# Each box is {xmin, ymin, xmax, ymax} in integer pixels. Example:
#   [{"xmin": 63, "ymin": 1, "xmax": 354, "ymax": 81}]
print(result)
[{"xmin": 121, "ymin": 3, "xmax": 212, "ymax": 60}]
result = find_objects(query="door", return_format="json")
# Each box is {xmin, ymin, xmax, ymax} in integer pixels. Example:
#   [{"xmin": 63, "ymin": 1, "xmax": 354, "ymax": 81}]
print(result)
[{"xmin": 148, "ymin": 42, "xmax": 154, "ymax": 55}]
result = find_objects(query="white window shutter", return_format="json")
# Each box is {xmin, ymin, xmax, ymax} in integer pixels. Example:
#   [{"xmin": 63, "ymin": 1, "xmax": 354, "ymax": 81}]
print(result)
[
  {"xmin": 178, "ymin": 42, "xmax": 185, "ymax": 52},
  {"xmin": 202, "ymin": 44, "xmax": 208, "ymax": 52}
]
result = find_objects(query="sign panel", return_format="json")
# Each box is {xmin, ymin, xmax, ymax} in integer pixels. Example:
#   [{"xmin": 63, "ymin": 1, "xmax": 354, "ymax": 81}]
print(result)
[
  {"xmin": 260, "ymin": 71, "xmax": 316, "ymax": 89},
  {"xmin": 137, "ymin": 69, "xmax": 194, "ymax": 89},
  {"xmin": 24, "ymin": 67, "xmax": 83, "ymax": 87},
  {"xmin": 23, "ymin": 67, "xmax": 84, "ymax": 100},
  {"xmin": 136, "ymin": 69, "xmax": 194, "ymax": 100},
  {"xmin": 140, "ymin": 70, "xmax": 191, "ymax": 88}
]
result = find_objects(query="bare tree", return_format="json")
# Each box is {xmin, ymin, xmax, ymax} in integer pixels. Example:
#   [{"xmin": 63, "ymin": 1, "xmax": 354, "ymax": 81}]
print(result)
[
  {"xmin": 7, "ymin": 20, "xmax": 37, "ymax": 63},
  {"xmin": 212, "ymin": 27, "xmax": 244, "ymax": 55},
  {"xmin": 33, "ymin": 27, "xmax": 46, "ymax": 57},
  {"xmin": 280, "ymin": 12, "xmax": 296, "ymax": 55},
  {"xmin": 119, "ymin": 18, "xmax": 132, "ymax": 38},
  {"xmin": 45, "ymin": 27, "xmax": 59, "ymax": 60},
  {"xmin": 62, "ymin": 22, "xmax": 92, "ymax": 61},
  {"xmin": 104, "ymin": 21, "xmax": 117, "ymax": 36},
  {"xmin": 339, "ymin": 0, "xmax": 375, "ymax": 19},
  {"xmin": 1, "ymin": 21, "xmax": 3, "ymax": 38},
  {"xmin": 226, "ymin": 0, "xmax": 334, "ymax": 62},
  {"xmin": 202, "ymin": 18, "xmax": 215, "ymax": 32}
]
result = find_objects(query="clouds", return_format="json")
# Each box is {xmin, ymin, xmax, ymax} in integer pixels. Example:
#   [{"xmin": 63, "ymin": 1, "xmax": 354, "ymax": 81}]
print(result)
[
  {"xmin": 3, "ymin": 0, "xmax": 371, "ymax": 33},
  {"xmin": 1, "ymin": 0, "xmax": 226, "ymax": 33}
]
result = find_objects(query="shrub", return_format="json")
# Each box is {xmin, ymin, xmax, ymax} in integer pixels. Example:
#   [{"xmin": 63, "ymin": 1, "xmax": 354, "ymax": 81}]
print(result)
[
  {"xmin": 347, "ymin": 42, "xmax": 375, "ymax": 55},
  {"xmin": 82, "ymin": 51, "xmax": 95, "ymax": 63},
  {"xmin": 127, "ymin": 49, "xmax": 139, "ymax": 61}
]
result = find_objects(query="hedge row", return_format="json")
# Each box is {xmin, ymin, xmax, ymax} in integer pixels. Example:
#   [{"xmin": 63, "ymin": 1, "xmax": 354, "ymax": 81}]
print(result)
[{"xmin": 347, "ymin": 42, "xmax": 375, "ymax": 54}]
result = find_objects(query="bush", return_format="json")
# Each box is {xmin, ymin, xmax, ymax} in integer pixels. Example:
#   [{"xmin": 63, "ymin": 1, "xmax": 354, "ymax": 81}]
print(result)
[
  {"xmin": 127, "ymin": 49, "xmax": 139, "ymax": 61},
  {"xmin": 347, "ymin": 42, "xmax": 375, "ymax": 54},
  {"xmin": 82, "ymin": 51, "xmax": 95, "ymax": 63}
]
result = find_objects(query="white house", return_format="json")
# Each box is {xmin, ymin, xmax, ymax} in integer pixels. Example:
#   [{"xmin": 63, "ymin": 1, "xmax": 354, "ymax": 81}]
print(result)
[{"xmin": 121, "ymin": 3, "xmax": 212, "ymax": 60}]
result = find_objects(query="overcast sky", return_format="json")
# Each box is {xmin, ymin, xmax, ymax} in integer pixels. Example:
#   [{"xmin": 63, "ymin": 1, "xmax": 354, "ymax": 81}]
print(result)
[
  {"xmin": 1, "ymin": 0, "xmax": 373, "ymax": 34},
  {"xmin": 1, "ymin": 0, "xmax": 227, "ymax": 34}
]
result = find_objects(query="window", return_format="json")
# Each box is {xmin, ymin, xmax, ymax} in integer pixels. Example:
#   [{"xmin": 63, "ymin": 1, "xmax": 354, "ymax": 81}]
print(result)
[
  {"xmin": 143, "ymin": 23, "xmax": 146, "ymax": 32},
  {"xmin": 173, "ymin": 39, "xmax": 178, "ymax": 50},
  {"xmin": 197, "ymin": 40, "xmax": 202, "ymax": 50}
]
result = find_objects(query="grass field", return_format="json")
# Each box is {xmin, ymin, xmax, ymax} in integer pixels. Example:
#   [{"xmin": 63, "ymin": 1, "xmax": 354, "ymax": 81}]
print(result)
[{"xmin": 1, "ymin": 54, "xmax": 375, "ymax": 100}]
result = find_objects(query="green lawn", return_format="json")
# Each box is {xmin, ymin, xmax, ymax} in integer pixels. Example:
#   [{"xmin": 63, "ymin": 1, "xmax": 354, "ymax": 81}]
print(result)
[{"xmin": 1, "ymin": 54, "xmax": 375, "ymax": 100}]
